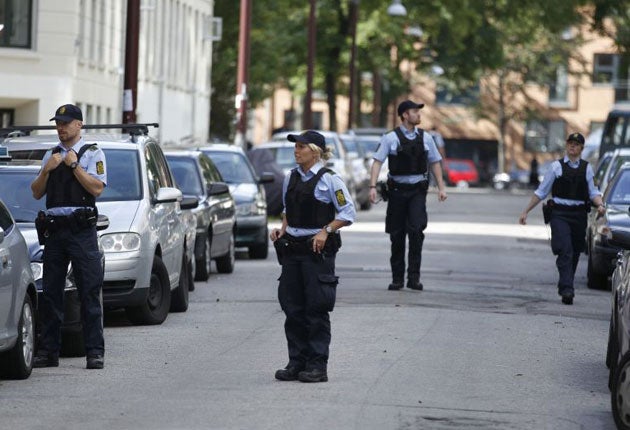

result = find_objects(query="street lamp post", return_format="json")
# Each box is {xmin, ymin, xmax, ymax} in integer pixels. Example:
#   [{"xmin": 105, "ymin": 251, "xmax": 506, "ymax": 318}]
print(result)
[
  {"xmin": 304, "ymin": 0, "xmax": 317, "ymax": 130},
  {"xmin": 235, "ymin": 0, "xmax": 252, "ymax": 149}
]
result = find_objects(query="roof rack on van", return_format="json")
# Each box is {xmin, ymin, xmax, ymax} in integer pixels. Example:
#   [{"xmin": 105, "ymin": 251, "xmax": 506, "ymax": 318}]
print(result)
[{"xmin": 0, "ymin": 123, "xmax": 159, "ymax": 139}]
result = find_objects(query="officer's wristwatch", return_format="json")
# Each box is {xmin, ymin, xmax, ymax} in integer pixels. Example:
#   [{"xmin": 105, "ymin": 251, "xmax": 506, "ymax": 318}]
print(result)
[
  {"xmin": 324, "ymin": 225, "xmax": 333, "ymax": 234},
  {"xmin": 70, "ymin": 162, "xmax": 78, "ymax": 170}
]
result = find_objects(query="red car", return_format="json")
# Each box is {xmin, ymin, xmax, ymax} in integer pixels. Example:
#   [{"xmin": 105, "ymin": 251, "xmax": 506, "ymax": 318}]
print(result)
[{"xmin": 443, "ymin": 158, "xmax": 479, "ymax": 186}]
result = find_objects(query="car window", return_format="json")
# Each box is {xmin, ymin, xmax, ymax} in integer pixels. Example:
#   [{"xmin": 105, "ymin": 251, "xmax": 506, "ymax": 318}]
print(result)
[
  {"xmin": 166, "ymin": 156, "xmax": 203, "ymax": 196},
  {"xmin": 270, "ymin": 146, "xmax": 296, "ymax": 171},
  {"xmin": 324, "ymin": 137, "xmax": 342, "ymax": 159},
  {"xmin": 199, "ymin": 155, "xmax": 223, "ymax": 183},
  {"xmin": 0, "ymin": 200, "xmax": 15, "ymax": 232},
  {"xmin": 5, "ymin": 149, "xmax": 49, "ymax": 160},
  {"xmin": 205, "ymin": 151, "xmax": 256, "ymax": 184},
  {"xmin": 0, "ymin": 171, "xmax": 45, "ymax": 221},
  {"xmin": 446, "ymin": 161, "xmax": 474, "ymax": 172},
  {"xmin": 149, "ymin": 143, "xmax": 175, "ymax": 188},
  {"xmin": 98, "ymin": 149, "xmax": 142, "ymax": 201},
  {"xmin": 594, "ymin": 155, "xmax": 612, "ymax": 186},
  {"xmin": 607, "ymin": 155, "xmax": 630, "ymax": 185},
  {"xmin": 609, "ymin": 170, "xmax": 630, "ymax": 205},
  {"xmin": 145, "ymin": 146, "xmax": 162, "ymax": 197}
]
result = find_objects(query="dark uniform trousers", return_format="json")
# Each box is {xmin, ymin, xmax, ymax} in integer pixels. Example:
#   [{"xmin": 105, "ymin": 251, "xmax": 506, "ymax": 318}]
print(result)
[
  {"xmin": 39, "ymin": 224, "xmax": 104, "ymax": 357},
  {"xmin": 386, "ymin": 183, "xmax": 428, "ymax": 284},
  {"xmin": 549, "ymin": 208, "xmax": 587, "ymax": 296},
  {"xmin": 278, "ymin": 251, "xmax": 339, "ymax": 371}
]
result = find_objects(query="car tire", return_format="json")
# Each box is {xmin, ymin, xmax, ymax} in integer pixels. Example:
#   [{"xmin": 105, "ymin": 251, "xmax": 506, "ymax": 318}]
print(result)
[
  {"xmin": 60, "ymin": 330, "xmax": 86, "ymax": 357},
  {"xmin": 612, "ymin": 351, "xmax": 630, "ymax": 429},
  {"xmin": 187, "ymin": 256, "xmax": 195, "ymax": 292},
  {"xmin": 170, "ymin": 252, "xmax": 190, "ymax": 313},
  {"xmin": 608, "ymin": 317, "xmax": 617, "ymax": 370},
  {"xmin": 215, "ymin": 234, "xmax": 235, "ymax": 273},
  {"xmin": 125, "ymin": 256, "xmax": 171, "ymax": 325},
  {"xmin": 587, "ymin": 251, "xmax": 609, "ymax": 290},
  {"xmin": 195, "ymin": 235, "xmax": 212, "ymax": 282},
  {"xmin": 0, "ymin": 294, "xmax": 35, "ymax": 380},
  {"xmin": 249, "ymin": 241, "xmax": 269, "ymax": 259}
]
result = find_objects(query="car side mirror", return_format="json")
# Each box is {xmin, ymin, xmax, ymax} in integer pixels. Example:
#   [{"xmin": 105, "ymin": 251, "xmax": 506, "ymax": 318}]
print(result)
[
  {"xmin": 258, "ymin": 172, "xmax": 275, "ymax": 184},
  {"xmin": 207, "ymin": 182, "xmax": 229, "ymax": 196},
  {"xmin": 96, "ymin": 214, "xmax": 110, "ymax": 231},
  {"xmin": 180, "ymin": 196, "xmax": 199, "ymax": 210}
]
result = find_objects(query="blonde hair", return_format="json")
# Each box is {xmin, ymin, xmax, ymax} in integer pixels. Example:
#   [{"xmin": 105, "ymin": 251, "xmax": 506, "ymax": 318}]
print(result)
[{"xmin": 307, "ymin": 143, "xmax": 333, "ymax": 161}]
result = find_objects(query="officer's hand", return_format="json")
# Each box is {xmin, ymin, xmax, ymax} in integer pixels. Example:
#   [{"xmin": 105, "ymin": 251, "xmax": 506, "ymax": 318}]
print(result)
[
  {"xmin": 312, "ymin": 231, "xmax": 327, "ymax": 254},
  {"xmin": 369, "ymin": 187, "xmax": 377, "ymax": 204},
  {"xmin": 270, "ymin": 228, "xmax": 284, "ymax": 242},
  {"xmin": 518, "ymin": 212, "xmax": 527, "ymax": 225},
  {"xmin": 438, "ymin": 190, "xmax": 447, "ymax": 202},
  {"xmin": 44, "ymin": 153, "xmax": 63, "ymax": 173},
  {"xmin": 64, "ymin": 149, "xmax": 77, "ymax": 166},
  {"xmin": 597, "ymin": 204, "xmax": 606, "ymax": 217}
]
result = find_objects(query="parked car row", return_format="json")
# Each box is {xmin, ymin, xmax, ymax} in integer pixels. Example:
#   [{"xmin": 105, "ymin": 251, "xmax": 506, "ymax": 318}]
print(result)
[{"xmin": 0, "ymin": 123, "xmax": 272, "ymax": 379}]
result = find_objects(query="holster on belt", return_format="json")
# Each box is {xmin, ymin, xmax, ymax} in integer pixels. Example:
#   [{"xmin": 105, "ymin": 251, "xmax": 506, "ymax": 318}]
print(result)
[
  {"xmin": 35, "ymin": 211, "xmax": 48, "ymax": 245},
  {"xmin": 273, "ymin": 237, "xmax": 290, "ymax": 265}
]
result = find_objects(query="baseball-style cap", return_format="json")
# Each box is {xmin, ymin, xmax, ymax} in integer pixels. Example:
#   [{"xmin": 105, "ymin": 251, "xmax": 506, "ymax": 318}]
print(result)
[
  {"xmin": 566, "ymin": 132, "xmax": 585, "ymax": 145},
  {"xmin": 397, "ymin": 100, "xmax": 425, "ymax": 117},
  {"xmin": 49, "ymin": 104, "xmax": 83, "ymax": 122},
  {"xmin": 287, "ymin": 130, "xmax": 326, "ymax": 151}
]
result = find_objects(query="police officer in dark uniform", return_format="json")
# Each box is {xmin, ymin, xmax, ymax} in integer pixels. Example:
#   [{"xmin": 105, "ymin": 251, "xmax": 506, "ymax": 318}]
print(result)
[
  {"xmin": 369, "ymin": 100, "xmax": 447, "ymax": 291},
  {"xmin": 519, "ymin": 132, "xmax": 605, "ymax": 305},
  {"xmin": 31, "ymin": 104, "xmax": 107, "ymax": 369},
  {"xmin": 271, "ymin": 130, "xmax": 355, "ymax": 383}
]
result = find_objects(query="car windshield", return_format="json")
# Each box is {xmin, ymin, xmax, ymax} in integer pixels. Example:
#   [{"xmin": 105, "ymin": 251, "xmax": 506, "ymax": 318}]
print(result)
[
  {"xmin": 446, "ymin": 161, "xmax": 473, "ymax": 172},
  {"xmin": 267, "ymin": 146, "xmax": 297, "ymax": 171},
  {"xmin": 609, "ymin": 170, "xmax": 630, "ymax": 205},
  {"xmin": 354, "ymin": 137, "xmax": 380, "ymax": 155},
  {"xmin": 203, "ymin": 151, "xmax": 256, "ymax": 184},
  {"xmin": 0, "ymin": 171, "xmax": 45, "ymax": 222},
  {"xmin": 166, "ymin": 156, "xmax": 203, "ymax": 195},
  {"xmin": 98, "ymin": 149, "xmax": 142, "ymax": 201}
]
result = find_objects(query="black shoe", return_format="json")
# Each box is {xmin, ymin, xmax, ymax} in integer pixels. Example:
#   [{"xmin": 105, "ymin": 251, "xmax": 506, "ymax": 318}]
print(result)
[
  {"xmin": 298, "ymin": 368, "xmax": 328, "ymax": 383},
  {"xmin": 33, "ymin": 354, "xmax": 59, "ymax": 368},
  {"xmin": 407, "ymin": 281, "xmax": 423, "ymax": 291},
  {"xmin": 388, "ymin": 282, "xmax": 403, "ymax": 291},
  {"xmin": 275, "ymin": 365, "xmax": 304, "ymax": 381},
  {"xmin": 86, "ymin": 355, "xmax": 104, "ymax": 369},
  {"xmin": 561, "ymin": 294, "xmax": 574, "ymax": 305}
]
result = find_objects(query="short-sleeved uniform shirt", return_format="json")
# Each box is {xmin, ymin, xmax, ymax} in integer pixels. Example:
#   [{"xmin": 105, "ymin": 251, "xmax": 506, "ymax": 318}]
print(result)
[{"xmin": 534, "ymin": 155, "xmax": 600, "ymax": 205}]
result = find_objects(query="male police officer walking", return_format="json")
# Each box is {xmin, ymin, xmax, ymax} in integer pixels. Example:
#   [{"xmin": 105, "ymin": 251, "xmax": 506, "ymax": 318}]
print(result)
[
  {"xmin": 369, "ymin": 100, "xmax": 447, "ymax": 291},
  {"xmin": 31, "ymin": 104, "xmax": 107, "ymax": 369},
  {"xmin": 519, "ymin": 132, "xmax": 605, "ymax": 305},
  {"xmin": 271, "ymin": 130, "xmax": 355, "ymax": 383}
]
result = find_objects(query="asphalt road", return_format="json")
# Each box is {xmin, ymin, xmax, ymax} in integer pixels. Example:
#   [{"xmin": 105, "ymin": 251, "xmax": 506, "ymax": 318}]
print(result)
[{"xmin": 0, "ymin": 187, "xmax": 616, "ymax": 429}]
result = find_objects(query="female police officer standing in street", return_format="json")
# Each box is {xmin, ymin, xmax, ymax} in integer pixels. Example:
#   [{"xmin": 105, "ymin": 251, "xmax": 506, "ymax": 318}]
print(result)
[
  {"xmin": 519, "ymin": 132, "xmax": 605, "ymax": 305},
  {"xmin": 30, "ymin": 104, "xmax": 107, "ymax": 369},
  {"xmin": 270, "ymin": 130, "xmax": 355, "ymax": 383}
]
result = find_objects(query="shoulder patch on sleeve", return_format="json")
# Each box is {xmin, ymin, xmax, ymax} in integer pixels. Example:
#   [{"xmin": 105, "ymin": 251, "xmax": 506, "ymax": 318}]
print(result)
[
  {"xmin": 335, "ymin": 189, "xmax": 347, "ymax": 206},
  {"xmin": 88, "ymin": 144, "xmax": 98, "ymax": 151},
  {"xmin": 96, "ymin": 161, "xmax": 105, "ymax": 175}
]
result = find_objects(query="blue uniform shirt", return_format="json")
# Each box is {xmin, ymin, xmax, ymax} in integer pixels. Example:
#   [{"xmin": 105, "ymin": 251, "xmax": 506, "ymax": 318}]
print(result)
[
  {"xmin": 373, "ymin": 126, "xmax": 442, "ymax": 184},
  {"xmin": 282, "ymin": 161, "xmax": 356, "ymax": 237},
  {"xmin": 41, "ymin": 138, "xmax": 108, "ymax": 215},
  {"xmin": 534, "ymin": 156, "xmax": 601, "ymax": 205}
]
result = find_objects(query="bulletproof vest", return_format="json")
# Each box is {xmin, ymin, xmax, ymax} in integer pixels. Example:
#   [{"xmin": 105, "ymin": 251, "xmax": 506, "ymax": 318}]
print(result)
[
  {"xmin": 551, "ymin": 159, "xmax": 589, "ymax": 202},
  {"xmin": 388, "ymin": 128, "xmax": 428, "ymax": 175},
  {"xmin": 46, "ymin": 143, "xmax": 98, "ymax": 209},
  {"xmin": 285, "ymin": 167, "xmax": 335, "ymax": 229}
]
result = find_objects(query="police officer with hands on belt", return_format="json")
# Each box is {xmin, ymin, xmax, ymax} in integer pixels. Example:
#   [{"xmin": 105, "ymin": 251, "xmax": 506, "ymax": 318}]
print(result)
[
  {"xmin": 519, "ymin": 132, "xmax": 605, "ymax": 305},
  {"xmin": 271, "ymin": 130, "xmax": 356, "ymax": 383},
  {"xmin": 31, "ymin": 104, "xmax": 107, "ymax": 369},
  {"xmin": 369, "ymin": 100, "xmax": 447, "ymax": 292}
]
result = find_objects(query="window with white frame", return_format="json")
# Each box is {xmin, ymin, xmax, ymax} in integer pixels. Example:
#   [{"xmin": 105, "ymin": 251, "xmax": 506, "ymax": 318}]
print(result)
[
  {"xmin": 594, "ymin": 53, "xmax": 620, "ymax": 84},
  {"xmin": 0, "ymin": 0, "xmax": 32, "ymax": 48},
  {"xmin": 549, "ymin": 65, "xmax": 568, "ymax": 103},
  {"xmin": 524, "ymin": 119, "xmax": 566, "ymax": 153}
]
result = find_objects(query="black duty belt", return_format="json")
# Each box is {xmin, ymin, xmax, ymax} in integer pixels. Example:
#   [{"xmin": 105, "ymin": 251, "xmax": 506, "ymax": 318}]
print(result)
[
  {"xmin": 552, "ymin": 203, "xmax": 587, "ymax": 212},
  {"xmin": 387, "ymin": 179, "xmax": 428, "ymax": 191}
]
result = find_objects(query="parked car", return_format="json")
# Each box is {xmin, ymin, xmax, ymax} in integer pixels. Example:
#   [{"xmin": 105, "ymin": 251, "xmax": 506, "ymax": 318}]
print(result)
[
  {"xmin": 586, "ymin": 162, "xmax": 630, "ymax": 290},
  {"xmin": 599, "ymin": 109, "xmax": 630, "ymax": 160},
  {"xmin": 351, "ymin": 133, "xmax": 389, "ymax": 185},
  {"xmin": 0, "ymin": 198, "xmax": 37, "ymax": 379},
  {"xmin": 164, "ymin": 150, "xmax": 237, "ymax": 281},
  {"xmin": 2, "ymin": 124, "xmax": 197, "ymax": 325},
  {"xmin": 443, "ymin": 158, "xmax": 480, "ymax": 187},
  {"xmin": 246, "ymin": 146, "xmax": 285, "ymax": 217},
  {"xmin": 197, "ymin": 144, "xmax": 271, "ymax": 259},
  {"xmin": 594, "ymin": 148, "xmax": 630, "ymax": 196},
  {"xmin": 339, "ymin": 133, "xmax": 371, "ymax": 210},
  {"xmin": 605, "ymin": 228, "xmax": 630, "ymax": 428}
]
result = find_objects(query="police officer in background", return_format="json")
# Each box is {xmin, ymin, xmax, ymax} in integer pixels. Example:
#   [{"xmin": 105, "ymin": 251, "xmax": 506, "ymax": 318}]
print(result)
[
  {"xmin": 271, "ymin": 130, "xmax": 355, "ymax": 383},
  {"xmin": 369, "ymin": 100, "xmax": 447, "ymax": 291},
  {"xmin": 31, "ymin": 104, "xmax": 107, "ymax": 369},
  {"xmin": 519, "ymin": 132, "xmax": 605, "ymax": 305}
]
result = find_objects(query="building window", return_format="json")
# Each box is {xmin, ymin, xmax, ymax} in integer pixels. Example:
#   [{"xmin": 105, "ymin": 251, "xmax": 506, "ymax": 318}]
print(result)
[
  {"xmin": 593, "ymin": 54, "xmax": 618, "ymax": 84},
  {"xmin": 549, "ymin": 65, "xmax": 568, "ymax": 103},
  {"xmin": 524, "ymin": 119, "xmax": 566, "ymax": 153},
  {"xmin": 0, "ymin": 0, "xmax": 32, "ymax": 48},
  {"xmin": 435, "ymin": 83, "xmax": 479, "ymax": 106}
]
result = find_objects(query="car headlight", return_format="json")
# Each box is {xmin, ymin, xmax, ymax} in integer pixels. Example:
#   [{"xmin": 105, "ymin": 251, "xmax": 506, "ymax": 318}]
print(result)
[
  {"xmin": 30, "ymin": 262, "xmax": 43, "ymax": 282},
  {"xmin": 100, "ymin": 232, "xmax": 141, "ymax": 252},
  {"xmin": 236, "ymin": 201, "xmax": 266, "ymax": 216}
]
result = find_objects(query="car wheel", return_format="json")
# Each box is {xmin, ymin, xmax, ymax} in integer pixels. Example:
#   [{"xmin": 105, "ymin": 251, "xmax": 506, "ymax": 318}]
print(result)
[
  {"xmin": 249, "ymin": 241, "xmax": 269, "ymax": 259},
  {"xmin": 587, "ymin": 251, "xmax": 609, "ymax": 290},
  {"xmin": 612, "ymin": 352, "xmax": 630, "ymax": 429},
  {"xmin": 608, "ymin": 317, "xmax": 617, "ymax": 370},
  {"xmin": 60, "ymin": 330, "xmax": 86, "ymax": 357},
  {"xmin": 195, "ymin": 235, "xmax": 212, "ymax": 282},
  {"xmin": 125, "ymin": 256, "xmax": 171, "ymax": 325},
  {"xmin": 187, "ymin": 256, "xmax": 195, "ymax": 292},
  {"xmin": 170, "ymin": 252, "xmax": 190, "ymax": 313},
  {"xmin": 215, "ymin": 234, "xmax": 235, "ymax": 273},
  {"xmin": 0, "ymin": 294, "xmax": 35, "ymax": 379}
]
